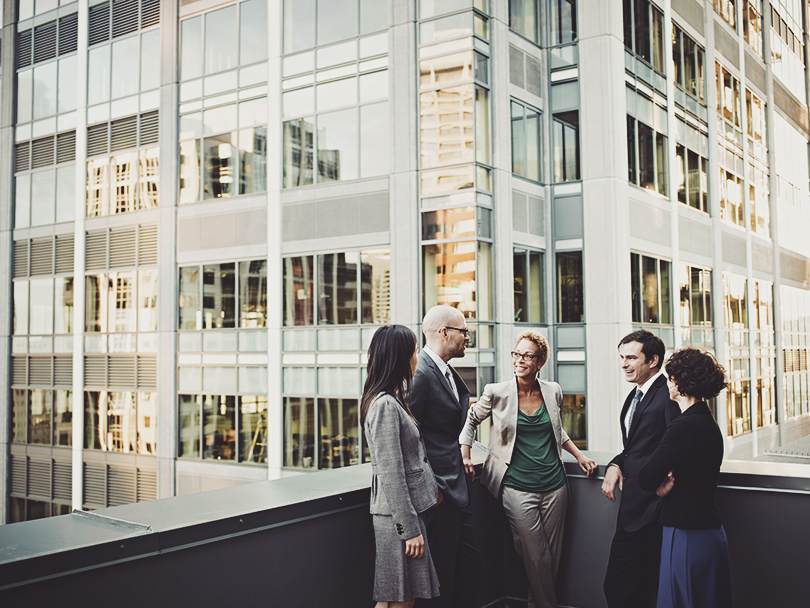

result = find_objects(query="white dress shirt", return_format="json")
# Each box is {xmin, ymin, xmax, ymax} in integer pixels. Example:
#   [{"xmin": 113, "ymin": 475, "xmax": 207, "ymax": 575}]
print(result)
[{"xmin": 424, "ymin": 345, "xmax": 458, "ymax": 401}]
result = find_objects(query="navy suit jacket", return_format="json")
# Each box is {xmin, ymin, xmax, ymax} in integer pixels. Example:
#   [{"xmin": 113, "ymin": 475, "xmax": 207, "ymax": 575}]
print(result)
[
  {"xmin": 409, "ymin": 350, "xmax": 471, "ymax": 509},
  {"xmin": 608, "ymin": 373, "xmax": 680, "ymax": 532}
]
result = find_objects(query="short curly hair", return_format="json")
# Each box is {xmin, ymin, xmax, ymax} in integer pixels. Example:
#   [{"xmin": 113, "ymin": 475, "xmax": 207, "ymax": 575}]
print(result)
[
  {"xmin": 665, "ymin": 348, "xmax": 728, "ymax": 401},
  {"xmin": 514, "ymin": 330, "xmax": 549, "ymax": 368}
]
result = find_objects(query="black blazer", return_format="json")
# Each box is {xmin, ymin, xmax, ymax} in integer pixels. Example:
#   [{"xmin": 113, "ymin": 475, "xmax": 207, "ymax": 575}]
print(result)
[
  {"xmin": 639, "ymin": 402, "xmax": 724, "ymax": 529},
  {"xmin": 409, "ymin": 350, "xmax": 471, "ymax": 509},
  {"xmin": 608, "ymin": 374, "xmax": 680, "ymax": 532}
]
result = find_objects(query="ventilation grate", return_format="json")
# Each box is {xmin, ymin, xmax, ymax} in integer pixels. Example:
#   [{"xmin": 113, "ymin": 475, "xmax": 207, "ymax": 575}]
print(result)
[
  {"xmin": 509, "ymin": 45, "xmax": 525, "ymax": 89},
  {"xmin": 30, "ymin": 237, "xmax": 55, "ymax": 275},
  {"xmin": 138, "ymin": 224, "xmax": 158, "ymax": 265},
  {"xmin": 108, "ymin": 467, "xmax": 137, "ymax": 506},
  {"xmin": 14, "ymin": 240, "xmax": 29, "ymax": 277},
  {"xmin": 137, "ymin": 357, "xmax": 157, "ymax": 389},
  {"xmin": 56, "ymin": 130, "xmax": 77, "ymax": 163},
  {"xmin": 28, "ymin": 459, "xmax": 52, "ymax": 499},
  {"xmin": 84, "ymin": 463, "xmax": 107, "ymax": 507},
  {"xmin": 11, "ymin": 457, "xmax": 27, "ymax": 495},
  {"xmin": 111, "ymin": 115, "xmax": 138, "ymax": 152},
  {"xmin": 110, "ymin": 227, "xmax": 137, "ymax": 268},
  {"xmin": 139, "ymin": 111, "xmax": 159, "ymax": 146},
  {"xmin": 29, "ymin": 357, "xmax": 53, "ymax": 386},
  {"xmin": 54, "ymin": 356, "xmax": 73, "ymax": 386},
  {"xmin": 17, "ymin": 30, "xmax": 33, "ymax": 69},
  {"xmin": 33, "ymin": 21, "xmax": 58, "ymax": 64},
  {"xmin": 84, "ymin": 357, "xmax": 107, "ymax": 386},
  {"xmin": 137, "ymin": 468, "xmax": 157, "ymax": 502},
  {"xmin": 141, "ymin": 0, "xmax": 160, "ymax": 28},
  {"xmin": 32, "ymin": 136, "xmax": 56, "ymax": 169},
  {"xmin": 53, "ymin": 461, "xmax": 73, "ymax": 501},
  {"xmin": 86, "ymin": 230, "xmax": 108, "ymax": 270},
  {"xmin": 89, "ymin": 3, "xmax": 111, "ymax": 46},
  {"xmin": 109, "ymin": 357, "xmax": 137, "ymax": 387},
  {"xmin": 15, "ymin": 141, "xmax": 31, "ymax": 173},
  {"xmin": 525, "ymin": 55, "xmax": 542, "ymax": 99},
  {"xmin": 55, "ymin": 234, "xmax": 75, "ymax": 273},
  {"xmin": 112, "ymin": 0, "xmax": 139, "ymax": 38},
  {"xmin": 12, "ymin": 357, "xmax": 27, "ymax": 385},
  {"xmin": 59, "ymin": 13, "xmax": 79, "ymax": 55},
  {"xmin": 87, "ymin": 123, "xmax": 110, "ymax": 157}
]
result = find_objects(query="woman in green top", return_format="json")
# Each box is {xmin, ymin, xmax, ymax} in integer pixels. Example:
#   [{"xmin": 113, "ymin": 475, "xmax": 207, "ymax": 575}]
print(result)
[{"xmin": 460, "ymin": 330, "xmax": 596, "ymax": 608}]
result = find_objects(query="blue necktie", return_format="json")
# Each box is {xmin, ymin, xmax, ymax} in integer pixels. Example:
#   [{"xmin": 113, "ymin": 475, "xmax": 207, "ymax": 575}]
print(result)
[{"xmin": 627, "ymin": 389, "xmax": 644, "ymax": 430}]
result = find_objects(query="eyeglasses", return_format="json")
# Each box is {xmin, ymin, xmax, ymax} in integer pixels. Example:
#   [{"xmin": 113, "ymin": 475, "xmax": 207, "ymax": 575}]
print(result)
[
  {"xmin": 444, "ymin": 326, "xmax": 470, "ymax": 337},
  {"xmin": 511, "ymin": 351, "xmax": 538, "ymax": 362}
]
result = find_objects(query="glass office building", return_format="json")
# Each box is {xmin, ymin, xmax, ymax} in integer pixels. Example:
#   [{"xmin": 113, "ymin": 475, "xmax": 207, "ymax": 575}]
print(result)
[{"xmin": 2, "ymin": 0, "xmax": 810, "ymax": 522}]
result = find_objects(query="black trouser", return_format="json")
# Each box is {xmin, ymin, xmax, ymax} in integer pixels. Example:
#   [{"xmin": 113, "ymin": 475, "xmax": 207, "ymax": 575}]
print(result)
[
  {"xmin": 603, "ymin": 521, "xmax": 663, "ymax": 608},
  {"xmin": 416, "ymin": 501, "xmax": 483, "ymax": 608}
]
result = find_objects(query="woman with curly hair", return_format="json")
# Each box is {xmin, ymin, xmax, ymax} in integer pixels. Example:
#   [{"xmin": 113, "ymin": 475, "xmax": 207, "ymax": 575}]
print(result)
[{"xmin": 639, "ymin": 347, "xmax": 732, "ymax": 608}]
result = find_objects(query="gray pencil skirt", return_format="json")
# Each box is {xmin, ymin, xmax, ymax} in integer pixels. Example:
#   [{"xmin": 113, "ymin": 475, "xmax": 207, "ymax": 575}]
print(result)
[{"xmin": 372, "ymin": 513, "xmax": 440, "ymax": 602}]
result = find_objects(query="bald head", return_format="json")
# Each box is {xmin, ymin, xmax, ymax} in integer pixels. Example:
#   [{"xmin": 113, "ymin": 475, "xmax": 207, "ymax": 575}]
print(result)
[{"xmin": 423, "ymin": 305, "xmax": 468, "ymax": 362}]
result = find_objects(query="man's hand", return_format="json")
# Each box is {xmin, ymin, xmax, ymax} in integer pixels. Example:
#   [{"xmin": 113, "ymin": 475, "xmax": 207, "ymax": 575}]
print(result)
[
  {"xmin": 436, "ymin": 490, "xmax": 443, "ymax": 506},
  {"xmin": 461, "ymin": 444, "xmax": 475, "ymax": 481},
  {"xmin": 656, "ymin": 471, "xmax": 675, "ymax": 497},
  {"xmin": 405, "ymin": 534, "xmax": 425, "ymax": 559},
  {"xmin": 601, "ymin": 465, "xmax": 623, "ymax": 502}
]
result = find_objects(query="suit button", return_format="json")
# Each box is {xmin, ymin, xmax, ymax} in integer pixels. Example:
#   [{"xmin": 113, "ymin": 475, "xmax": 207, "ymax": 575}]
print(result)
[{"xmin": 424, "ymin": 457, "xmax": 428, "ymax": 463}]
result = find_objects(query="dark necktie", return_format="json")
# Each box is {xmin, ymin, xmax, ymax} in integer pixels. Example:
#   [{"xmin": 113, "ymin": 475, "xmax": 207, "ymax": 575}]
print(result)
[{"xmin": 627, "ymin": 389, "xmax": 644, "ymax": 430}]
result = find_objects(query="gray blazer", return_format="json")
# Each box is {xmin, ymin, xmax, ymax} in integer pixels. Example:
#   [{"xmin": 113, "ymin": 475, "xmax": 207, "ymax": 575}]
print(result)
[
  {"xmin": 365, "ymin": 393, "xmax": 439, "ymax": 540},
  {"xmin": 459, "ymin": 378, "xmax": 570, "ymax": 498}
]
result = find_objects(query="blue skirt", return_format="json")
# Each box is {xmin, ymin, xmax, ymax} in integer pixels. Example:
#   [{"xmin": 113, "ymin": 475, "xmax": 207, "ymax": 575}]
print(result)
[{"xmin": 657, "ymin": 525, "xmax": 732, "ymax": 608}]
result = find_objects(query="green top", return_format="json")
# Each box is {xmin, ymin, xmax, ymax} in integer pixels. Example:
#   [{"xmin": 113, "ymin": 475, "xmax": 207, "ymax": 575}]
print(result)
[{"xmin": 502, "ymin": 405, "xmax": 566, "ymax": 494}]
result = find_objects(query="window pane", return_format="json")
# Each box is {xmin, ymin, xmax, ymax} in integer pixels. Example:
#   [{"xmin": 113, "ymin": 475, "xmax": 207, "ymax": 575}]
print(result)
[
  {"xmin": 318, "ymin": 398, "xmax": 359, "ymax": 469},
  {"xmin": 561, "ymin": 394, "xmax": 586, "ymax": 447},
  {"xmin": 137, "ymin": 392, "xmax": 157, "ymax": 454},
  {"xmin": 284, "ymin": 396, "xmax": 315, "ymax": 467},
  {"xmin": 318, "ymin": 252, "xmax": 359, "ymax": 325},
  {"xmin": 181, "ymin": 17, "xmax": 203, "ymax": 80},
  {"xmin": 360, "ymin": 249, "xmax": 391, "ymax": 324},
  {"xmin": 360, "ymin": 0, "xmax": 388, "ymax": 34},
  {"xmin": 240, "ymin": 260, "xmax": 268, "ymax": 328},
  {"xmin": 478, "ymin": 241, "xmax": 493, "ymax": 320},
  {"xmin": 112, "ymin": 152, "xmax": 137, "ymax": 214},
  {"xmin": 86, "ymin": 158, "xmax": 109, "ymax": 217},
  {"xmin": 655, "ymin": 132, "xmax": 667, "ymax": 195},
  {"xmin": 54, "ymin": 390, "xmax": 73, "ymax": 446},
  {"xmin": 529, "ymin": 251, "xmax": 543, "ymax": 322},
  {"xmin": 33, "ymin": 62, "xmax": 57, "ymax": 119},
  {"xmin": 239, "ymin": 127, "xmax": 267, "ymax": 194},
  {"xmin": 179, "ymin": 140, "xmax": 201, "ymax": 203},
  {"xmin": 419, "ymin": 52, "xmax": 472, "ymax": 90},
  {"xmin": 55, "ymin": 277, "xmax": 74, "ymax": 334},
  {"xmin": 141, "ymin": 29, "xmax": 161, "ymax": 91},
  {"xmin": 56, "ymin": 164, "xmax": 76, "ymax": 223},
  {"xmin": 28, "ymin": 389, "xmax": 52, "ymax": 445},
  {"xmin": 420, "ymin": 84, "xmax": 474, "ymax": 169},
  {"xmin": 475, "ymin": 86, "xmax": 490, "ymax": 164},
  {"xmin": 554, "ymin": 111, "xmax": 579, "ymax": 182},
  {"xmin": 16, "ymin": 174, "xmax": 31, "ymax": 228},
  {"xmin": 136, "ymin": 270, "xmax": 157, "ymax": 332},
  {"xmin": 179, "ymin": 266, "xmax": 201, "ymax": 330},
  {"xmin": 284, "ymin": 0, "xmax": 315, "ymax": 53},
  {"xmin": 14, "ymin": 281, "xmax": 29, "ymax": 335},
  {"xmin": 637, "ymin": 121, "xmax": 654, "ymax": 189},
  {"xmin": 633, "ymin": 0, "xmax": 649, "ymax": 61},
  {"xmin": 13, "ymin": 389, "xmax": 28, "ymax": 443},
  {"xmin": 422, "ymin": 206, "xmax": 475, "ymax": 240},
  {"xmin": 283, "ymin": 256, "xmax": 315, "ymax": 326},
  {"xmin": 204, "ymin": 133, "xmax": 238, "ymax": 199},
  {"xmin": 178, "ymin": 394, "xmax": 201, "ymax": 458},
  {"xmin": 29, "ymin": 278, "xmax": 54, "ymax": 335},
  {"xmin": 511, "ymin": 102, "xmax": 525, "ymax": 176},
  {"xmin": 31, "ymin": 169, "xmax": 56, "ymax": 226},
  {"xmin": 317, "ymin": 108, "xmax": 359, "ymax": 182},
  {"xmin": 84, "ymin": 391, "xmax": 105, "ymax": 450},
  {"xmin": 240, "ymin": 0, "xmax": 268, "ymax": 65},
  {"xmin": 318, "ymin": 0, "xmax": 358, "ymax": 46},
  {"xmin": 513, "ymin": 250, "xmax": 528, "ymax": 323},
  {"xmin": 205, "ymin": 5, "xmax": 238, "ymax": 74},
  {"xmin": 240, "ymin": 396, "xmax": 268, "ymax": 463},
  {"xmin": 88, "ymin": 45, "xmax": 111, "ymax": 105},
  {"xmin": 420, "ymin": 12, "xmax": 472, "ymax": 43},
  {"xmin": 283, "ymin": 118, "xmax": 315, "ymax": 187},
  {"xmin": 17, "ymin": 69, "xmax": 33, "ymax": 124},
  {"xmin": 111, "ymin": 35, "xmax": 140, "ymax": 99},
  {"xmin": 550, "ymin": 0, "xmax": 577, "ymax": 45},
  {"xmin": 423, "ymin": 241, "xmax": 478, "ymax": 320},
  {"xmin": 526, "ymin": 109, "xmax": 541, "ymax": 182},
  {"xmin": 58, "ymin": 55, "xmax": 78, "ymax": 113},
  {"xmin": 138, "ymin": 148, "xmax": 159, "ymax": 209},
  {"xmin": 203, "ymin": 395, "xmax": 236, "ymax": 460},
  {"xmin": 318, "ymin": 367, "xmax": 361, "ymax": 396},
  {"xmin": 557, "ymin": 251, "xmax": 583, "ymax": 323},
  {"xmin": 107, "ymin": 392, "xmax": 137, "ymax": 453},
  {"xmin": 85, "ymin": 275, "xmax": 108, "ymax": 333},
  {"xmin": 510, "ymin": 0, "xmax": 538, "ymax": 42},
  {"xmin": 360, "ymin": 101, "xmax": 389, "ymax": 177},
  {"xmin": 203, "ymin": 263, "xmax": 236, "ymax": 329},
  {"xmin": 108, "ymin": 272, "xmax": 136, "ymax": 332}
]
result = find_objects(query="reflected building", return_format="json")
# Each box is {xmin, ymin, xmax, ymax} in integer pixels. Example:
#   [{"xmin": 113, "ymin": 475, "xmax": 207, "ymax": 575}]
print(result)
[{"xmin": 2, "ymin": 0, "xmax": 810, "ymax": 525}]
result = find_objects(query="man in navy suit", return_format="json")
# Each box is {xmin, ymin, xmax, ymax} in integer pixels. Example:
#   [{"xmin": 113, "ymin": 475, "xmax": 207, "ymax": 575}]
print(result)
[
  {"xmin": 602, "ymin": 330, "xmax": 680, "ymax": 608},
  {"xmin": 410, "ymin": 305, "xmax": 482, "ymax": 608}
]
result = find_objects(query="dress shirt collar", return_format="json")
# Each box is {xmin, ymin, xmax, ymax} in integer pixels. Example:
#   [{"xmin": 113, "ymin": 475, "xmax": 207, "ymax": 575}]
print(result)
[
  {"xmin": 638, "ymin": 369, "xmax": 664, "ymax": 395},
  {"xmin": 423, "ymin": 345, "xmax": 449, "ymax": 375}
]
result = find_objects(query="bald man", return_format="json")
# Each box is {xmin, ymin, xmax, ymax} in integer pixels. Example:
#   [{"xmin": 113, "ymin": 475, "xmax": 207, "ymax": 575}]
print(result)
[{"xmin": 410, "ymin": 305, "xmax": 482, "ymax": 608}]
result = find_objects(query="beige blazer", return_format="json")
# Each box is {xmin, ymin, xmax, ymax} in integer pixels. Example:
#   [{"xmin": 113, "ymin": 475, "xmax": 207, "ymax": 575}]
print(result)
[{"xmin": 459, "ymin": 378, "xmax": 570, "ymax": 498}]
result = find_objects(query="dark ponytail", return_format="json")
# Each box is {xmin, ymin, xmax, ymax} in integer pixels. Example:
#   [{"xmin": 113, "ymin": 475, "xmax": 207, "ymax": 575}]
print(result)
[{"xmin": 360, "ymin": 325, "xmax": 418, "ymax": 425}]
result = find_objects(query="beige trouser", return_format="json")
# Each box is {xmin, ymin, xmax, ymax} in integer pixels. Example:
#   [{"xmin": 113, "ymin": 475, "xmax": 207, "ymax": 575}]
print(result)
[{"xmin": 501, "ymin": 483, "xmax": 568, "ymax": 608}]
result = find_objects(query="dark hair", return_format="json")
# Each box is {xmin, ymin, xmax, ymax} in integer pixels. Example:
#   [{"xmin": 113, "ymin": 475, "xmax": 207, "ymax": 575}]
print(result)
[
  {"xmin": 618, "ymin": 329, "xmax": 665, "ymax": 370},
  {"xmin": 665, "ymin": 348, "xmax": 728, "ymax": 401},
  {"xmin": 360, "ymin": 325, "xmax": 418, "ymax": 425}
]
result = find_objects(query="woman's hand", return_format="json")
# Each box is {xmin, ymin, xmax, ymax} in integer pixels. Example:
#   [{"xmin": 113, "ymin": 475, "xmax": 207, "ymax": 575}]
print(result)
[
  {"xmin": 436, "ymin": 490, "xmax": 443, "ymax": 506},
  {"xmin": 460, "ymin": 444, "xmax": 475, "ymax": 481},
  {"xmin": 405, "ymin": 533, "xmax": 425, "ymax": 559},
  {"xmin": 656, "ymin": 471, "xmax": 675, "ymax": 497},
  {"xmin": 577, "ymin": 453, "xmax": 597, "ymax": 477}
]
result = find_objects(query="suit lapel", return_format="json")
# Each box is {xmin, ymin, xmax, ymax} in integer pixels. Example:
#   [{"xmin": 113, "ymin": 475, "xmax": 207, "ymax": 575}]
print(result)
[
  {"xmin": 538, "ymin": 379, "xmax": 563, "ymax": 448},
  {"xmin": 422, "ymin": 351, "xmax": 459, "ymax": 405},
  {"xmin": 627, "ymin": 374, "xmax": 665, "ymax": 441},
  {"xmin": 620, "ymin": 389, "xmax": 634, "ymax": 443}
]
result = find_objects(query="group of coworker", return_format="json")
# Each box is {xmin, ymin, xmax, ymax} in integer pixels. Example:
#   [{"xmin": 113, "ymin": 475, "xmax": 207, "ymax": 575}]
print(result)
[{"xmin": 362, "ymin": 305, "xmax": 732, "ymax": 608}]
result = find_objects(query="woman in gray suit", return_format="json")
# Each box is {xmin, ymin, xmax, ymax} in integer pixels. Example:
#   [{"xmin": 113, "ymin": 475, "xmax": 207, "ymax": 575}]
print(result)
[
  {"xmin": 460, "ymin": 330, "xmax": 596, "ymax": 608},
  {"xmin": 362, "ymin": 325, "xmax": 441, "ymax": 608}
]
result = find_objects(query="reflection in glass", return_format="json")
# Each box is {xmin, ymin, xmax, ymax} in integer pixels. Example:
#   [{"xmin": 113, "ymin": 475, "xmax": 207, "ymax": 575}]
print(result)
[
  {"xmin": 361, "ymin": 249, "xmax": 391, "ymax": 324},
  {"xmin": 239, "ymin": 127, "xmax": 267, "ymax": 194},
  {"xmin": 317, "ymin": 108, "xmax": 359, "ymax": 182},
  {"xmin": 179, "ymin": 140, "xmax": 201, "ymax": 203},
  {"xmin": 636, "ymin": 121, "xmax": 654, "ymax": 189},
  {"xmin": 284, "ymin": 397, "xmax": 315, "ymax": 467},
  {"xmin": 54, "ymin": 390, "xmax": 72, "ymax": 446},
  {"xmin": 510, "ymin": 0, "xmax": 538, "ymax": 42},
  {"xmin": 283, "ymin": 118, "xmax": 315, "ymax": 187},
  {"xmin": 85, "ymin": 275, "xmax": 108, "ymax": 333},
  {"xmin": 179, "ymin": 266, "xmax": 201, "ymax": 330},
  {"xmin": 84, "ymin": 391, "xmax": 105, "ymax": 450},
  {"xmin": 15, "ymin": 174, "xmax": 31, "ymax": 228},
  {"xmin": 419, "ymin": 52, "xmax": 472, "ymax": 90},
  {"xmin": 181, "ymin": 17, "xmax": 203, "ymax": 80},
  {"xmin": 240, "ymin": 260, "xmax": 268, "ymax": 328},
  {"xmin": 13, "ymin": 389, "xmax": 27, "ymax": 443},
  {"xmin": 31, "ymin": 169, "xmax": 56, "ymax": 226},
  {"xmin": 423, "ymin": 241, "xmax": 478, "ymax": 319},
  {"xmin": 14, "ymin": 281, "xmax": 29, "ymax": 335},
  {"xmin": 205, "ymin": 5, "xmax": 238, "ymax": 75},
  {"xmin": 111, "ymin": 36, "xmax": 140, "ymax": 99},
  {"xmin": 55, "ymin": 277, "xmax": 74, "ymax": 334},
  {"xmin": 360, "ymin": 102, "xmax": 389, "ymax": 177},
  {"xmin": 28, "ymin": 389, "xmax": 52, "ymax": 445},
  {"xmin": 29, "ymin": 279, "xmax": 54, "ymax": 335},
  {"xmin": 283, "ymin": 0, "xmax": 315, "ymax": 54},
  {"xmin": 422, "ymin": 206, "xmax": 475, "ymax": 240},
  {"xmin": 319, "ymin": 398, "xmax": 359, "ymax": 469},
  {"xmin": 284, "ymin": 256, "xmax": 315, "ymax": 326},
  {"xmin": 141, "ymin": 29, "xmax": 161, "ymax": 91},
  {"xmin": 318, "ymin": 0, "xmax": 358, "ymax": 46},
  {"xmin": 56, "ymin": 165, "xmax": 76, "ymax": 223},
  {"xmin": 203, "ymin": 263, "xmax": 236, "ymax": 328},
  {"xmin": 137, "ymin": 392, "xmax": 157, "ymax": 454},
  {"xmin": 240, "ymin": 396, "xmax": 268, "ymax": 463},
  {"xmin": 475, "ymin": 86, "xmax": 490, "ymax": 164},
  {"xmin": 33, "ymin": 62, "xmax": 57, "ymax": 119},
  {"xmin": 478, "ymin": 241, "xmax": 493, "ymax": 320},
  {"xmin": 283, "ymin": 87, "xmax": 314, "ymax": 120},
  {"xmin": 139, "ymin": 148, "xmax": 159, "ymax": 209},
  {"xmin": 108, "ymin": 272, "xmax": 136, "ymax": 332},
  {"xmin": 318, "ymin": 252, "xmax": 359, "ymax": 324},
  {"xmin": 420, "ymin": 164, "xmax": 475, "ymax": 195},
  {"xmin": 550, "ymin": 0, "xmax": 577, "ymax": 45},
  {"xmin": 557, "ymin": 251, "xmax": 583, "ymax": 323},
  {"xmin": 88, "ymin": 45, "xmax": 111, "ymax": 105},
  {"xmin": 360, "ymin": 0, "xmax": 388, "ymax": 34},
  {"xmin": 561, "ymin": 394, "xmax": 586, "ymax": 448},
  {"xmin": 107, "ymin": 392, "xmax": 137, "ymax": 453},
  {"xmin": 112, "ymin": 152, "xmax": 137, "ymax": 214},
  {"xmin": 420, "ymin": 84, "xmax": 474, "ymax": 169},
  {"xmin": 204, "ymin": 133, "xmax": 238, "ymax": 199},
  {"xmin": 553, "ymin": 111, "xmax": 580, "ymax": 182},
  {"xmin": 87, "ymin": 158, "xmax": 109, "ymax": 217},
  {"xmin": 58, "ymin": 56, "xmax": 78, "ymax": 113},
  {"xmin": 203, "ymin": 394, "xmax": 236, "ymax": 460},
  {"xmin": 240, "ymin": 0, "xmax": 268, "ymax": 65},
  {"xmin": 178, "ymin": 394, "xmax": 201, "ymax": 458},
  {"xmin": 17, "ymin": 69, "xmax": 33, "ymax": 124},
  {"xmin": 317, "ymin": 77, "xmax": 357, "ymax": 113}
]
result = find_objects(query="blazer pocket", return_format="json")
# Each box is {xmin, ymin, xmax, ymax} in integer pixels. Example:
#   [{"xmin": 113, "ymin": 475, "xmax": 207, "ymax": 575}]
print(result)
[{"xmin": 406, "ymin": 468, "xmax": 438, "ymax": 513}]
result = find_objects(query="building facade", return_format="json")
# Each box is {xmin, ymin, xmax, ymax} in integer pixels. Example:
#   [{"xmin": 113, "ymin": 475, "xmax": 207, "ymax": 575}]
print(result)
[{"xmin": 1, "ymin": 0, "xmax": 809, "ymax": 523}]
